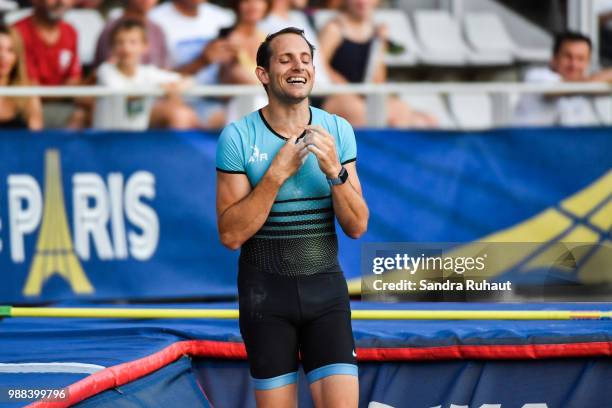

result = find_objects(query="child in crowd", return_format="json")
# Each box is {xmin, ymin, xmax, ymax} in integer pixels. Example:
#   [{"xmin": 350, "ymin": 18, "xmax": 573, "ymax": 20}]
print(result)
[{"xmin": 93, "ymin": 19, "xmax": 197, "ymax": 130}]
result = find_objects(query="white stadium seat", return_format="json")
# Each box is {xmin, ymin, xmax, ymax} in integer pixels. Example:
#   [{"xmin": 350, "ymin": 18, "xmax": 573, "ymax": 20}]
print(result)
[
  {"xmin": 400, "ymin": 94, "xmax": 456, "ymax": 129},
  {"xmin": 416, "ymin": 10, "xmax": 519, "ymax": 66},
  {"xmin": 463, "ymin": 12, "xmax": 515, "ymax": 65},
  {"xmin": 448, "ymin": 93, "xmax": 494, "ymax": 129},
  {"xmin": 64, "ymin": 9, "xmax": 105, "ymax": 66},
  {"xmin": 313, "ymin": 9, "xmax": 421, "ymax": 66},
  {"xmin": 414, "ymin": 10, "xmax": 467, "ymax": 65},
  {"xmin": 371, "ymin": 9, "xmax": 421, "ymax": 66},
  {"xmin": 0, "ymin": 0, "xmax": 17, "ymax": 12}
]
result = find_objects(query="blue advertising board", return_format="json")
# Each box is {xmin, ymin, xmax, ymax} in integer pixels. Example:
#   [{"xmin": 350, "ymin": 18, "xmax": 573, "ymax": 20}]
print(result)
[{"xmin": 0, "ymin": 127, "xmax": 610, "ymax": 303}]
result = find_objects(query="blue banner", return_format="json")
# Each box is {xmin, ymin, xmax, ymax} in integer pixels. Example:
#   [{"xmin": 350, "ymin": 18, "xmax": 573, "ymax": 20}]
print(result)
[{"xmin": 0, "ymin": 128, "xmax": 610, "ymax": 303}]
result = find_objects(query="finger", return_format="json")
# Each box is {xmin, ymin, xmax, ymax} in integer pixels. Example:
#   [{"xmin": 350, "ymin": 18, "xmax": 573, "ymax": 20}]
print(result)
[
  {"xmin": 306, "ymin": 125, "xmax": 335, "ymax": 144},
  {"xmin": 298, "ymin": 147, "xmax": 309, "ymax": 159},
  {"xmin": 304, "ymin": 125, "xmax": 327, "ymax": 135},
  {"xmin": 310, "ymin": 132, "xmax": 332, "ymax": 148},
  {"xmin": 302, "ymin": 131, "xmax": 315, "ymax": 146},
  {"xmin": 287, "ymin": 135, "xmax": 298, "ymax": 144},
  {"xmin": 295, "ymin": 141, "xmax": 309, "ymax": 155},
  {"xmin": 306, "ymin": 144, "xmax": 326, "ymax": 159}
]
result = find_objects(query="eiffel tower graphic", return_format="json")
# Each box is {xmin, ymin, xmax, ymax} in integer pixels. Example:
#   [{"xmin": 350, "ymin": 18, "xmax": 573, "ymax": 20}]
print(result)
[{"xmin": 23, "ymin": 150, "xmax": 93, "ymax": 296}]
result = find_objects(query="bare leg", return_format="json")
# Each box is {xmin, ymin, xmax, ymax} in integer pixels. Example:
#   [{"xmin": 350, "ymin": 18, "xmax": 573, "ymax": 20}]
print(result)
[
  {"xmin": 254, "ymin": 383, "xmax": 298, "ymax": 408},
  {"xmin": 310, "ymin": 375, "xmax": 359, "ymax": 408},
  {"xmin": 204, "ymin": 108, "xmax": 227, "ymax": 130},
  {"xmin": 150, "ymin": 98, "xmax": 201, "ymax": 129},
  {"xmin": 322, "ymin": 94, "xmax": 367, "ymax": 127},
  {"xmin": 387, "ymin": 96, "xmax": 438, "ymax": 129}
]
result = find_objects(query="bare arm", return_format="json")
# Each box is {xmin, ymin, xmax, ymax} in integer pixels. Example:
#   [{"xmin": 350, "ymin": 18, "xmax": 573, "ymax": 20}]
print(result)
[
  {"xmin": 303, "ymin": 125, "xmax": 368, "ymax": 238},
  {"xmin": 176, "ymin": 39, "xmax": 235, "ymax": 76},
  {"xmin": 220, "ymin": 62, "xmax": 259, "ymax": 85},
  {"xmin": 329, "ymin": 161, "xmax": 368, "ymax": 238},
  {"xmin": 216, "ymin": 171, "xmax": 282, "ymax": 250},
  {"xmin": 25, "ymin": 96, "xmax": 43, "ymax": 130},
  {"xmin": 589, "ymin": 68, "xmax": 612, "ymax": 82},
  {"xmin": 216, "ymin": 136, "xmax": 308, "ymax": 249}
]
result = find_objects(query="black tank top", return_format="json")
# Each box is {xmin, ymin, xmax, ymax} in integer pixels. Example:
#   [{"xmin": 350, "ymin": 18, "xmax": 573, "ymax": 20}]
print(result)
[{"xmin": 330, "ymin": 36, "xmax": 374, "ymax": 83}]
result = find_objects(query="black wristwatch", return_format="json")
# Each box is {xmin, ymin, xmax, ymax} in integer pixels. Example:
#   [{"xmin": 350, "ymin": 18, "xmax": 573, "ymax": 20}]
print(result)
[{"xmin": 327, "ymin": 166, "xmax": 349, "ymax": 186}]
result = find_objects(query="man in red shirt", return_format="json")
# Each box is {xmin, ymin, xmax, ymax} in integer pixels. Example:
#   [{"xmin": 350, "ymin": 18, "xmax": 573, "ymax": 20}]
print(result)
[
  {"xmin": 13, "ymin": 0, "xmax": 82, "ymax": 128},
  {"xmin": 13, "ymin": 0, "xmax": 81, "ymax": 86}
]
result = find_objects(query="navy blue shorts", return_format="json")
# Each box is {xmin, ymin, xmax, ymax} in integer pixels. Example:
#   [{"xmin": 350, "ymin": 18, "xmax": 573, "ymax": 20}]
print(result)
[{"xmin": 238, "ymin": 261, "xmax": 358, "ymax": 390}]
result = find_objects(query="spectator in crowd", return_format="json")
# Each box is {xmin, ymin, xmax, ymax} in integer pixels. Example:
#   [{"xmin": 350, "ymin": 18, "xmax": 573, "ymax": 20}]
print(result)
[
  {"xmin": 0, "ymin": 25, "xmax": 42, "ymax": 130},
  {"xmin": 259, "ymin": 0, "xmax": 332, "ymax": 85},
  {"xmin": 94, "ymin": 0, "xmax": 169, "ymax": 69},
  {"xmin": 318, "ymin": 0, "xmax": 437, "ymax": 128},
  {"xmin": 12, "ymin": 0, "xmax": 81, "ymax": 128},
  {"xmin": 219, "ymin": 0, "xmax": 269, "ymax": 85},
  {"xmin": 93, "ymin": 19, "xmax": 197, "ymax": 130},
  {"xmin": 513, "ymin": 31, "xmax": 612, "ymax": 126},
  {"xmin": 218, "ymin": 0, "xmax": 270, "ymax": 122},
  {"xmin": 149, "ymin": 0, "xmax": 236, "ymax": 128}
]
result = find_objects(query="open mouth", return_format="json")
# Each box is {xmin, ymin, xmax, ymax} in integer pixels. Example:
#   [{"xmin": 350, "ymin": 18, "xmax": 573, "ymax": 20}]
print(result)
[{"xmin": 286, "ymin": 77, "xmax": 307, "ymax": 84}]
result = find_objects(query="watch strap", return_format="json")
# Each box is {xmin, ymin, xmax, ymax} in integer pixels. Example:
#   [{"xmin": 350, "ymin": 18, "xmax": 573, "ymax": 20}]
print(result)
[{"xmin": 327, "ymin": 166, "xmax": 348, "ymax": 185}]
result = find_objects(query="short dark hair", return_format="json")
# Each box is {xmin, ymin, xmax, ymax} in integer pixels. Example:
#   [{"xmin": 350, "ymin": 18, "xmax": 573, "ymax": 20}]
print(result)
[
  {"xmin": 110, "ymin": 18, "xmax": 147, "ymax": 45},
  {"xmin": 553, "ymin": 31, "xmax": 592, "ymax": 55},
  {"xmin": 256, "ymin": 27, "xmax": 315, "ymax": 70}
]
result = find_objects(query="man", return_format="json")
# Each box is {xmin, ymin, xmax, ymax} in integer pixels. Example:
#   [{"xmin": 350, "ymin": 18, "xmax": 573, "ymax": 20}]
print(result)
[
  {"xmin": 149, "ymin": 0, "xmax": 235, "ymax": 128},
  {"xmin": 13, "ymin": 0, "xmax": 80, "ymax": 86},
  {"xmin": 13, "ymin": 0, "xmax": 81, "ymax": 128},
  {"xmin": 93, "ymin": 0, "xmax": 170, "ymax": 69},
  {"xmin": 216, "ymin": 27, "xmax": 368, "ymax": 407},
  {"xmin": 513, "ymin": 31, "xmax": 612, "ymax": 126}
]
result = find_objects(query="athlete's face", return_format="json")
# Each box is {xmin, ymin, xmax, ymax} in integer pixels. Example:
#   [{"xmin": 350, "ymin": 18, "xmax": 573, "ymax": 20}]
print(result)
[{"xmin": 260, "ymin": 33, "xmax": 314, "ymax": 104}]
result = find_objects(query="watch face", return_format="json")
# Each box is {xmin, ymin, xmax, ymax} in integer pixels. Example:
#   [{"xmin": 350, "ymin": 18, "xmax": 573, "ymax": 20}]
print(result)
[{"xmin": 339, "ymin": 167, "xmax": 349, "ymax": 183}]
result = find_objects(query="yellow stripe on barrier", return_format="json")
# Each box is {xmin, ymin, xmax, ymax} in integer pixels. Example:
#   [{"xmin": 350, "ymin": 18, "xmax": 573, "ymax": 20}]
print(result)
[
  {"xmin": 352, "ymin": 310, "xmax": 612, "ymax": 320},
  {"xmin": 4, "ymin": 307, "xmax": 612, "ymax": 320},
  {"xmin": 9, "ymin": 307, "xmax": 239, "ymax": 319}
]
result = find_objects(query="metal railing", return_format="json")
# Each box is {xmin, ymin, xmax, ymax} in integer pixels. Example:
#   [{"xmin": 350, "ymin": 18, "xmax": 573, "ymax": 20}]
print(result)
[{"xmin": 0, "ymin": 82, "xmax": 610, "ymax": 128}]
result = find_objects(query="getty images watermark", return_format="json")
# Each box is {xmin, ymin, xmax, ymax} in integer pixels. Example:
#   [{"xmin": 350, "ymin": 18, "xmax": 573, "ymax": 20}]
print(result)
[{"xmin": 361, "ymin": 242, "xmax": 612, "ymax": 302}]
